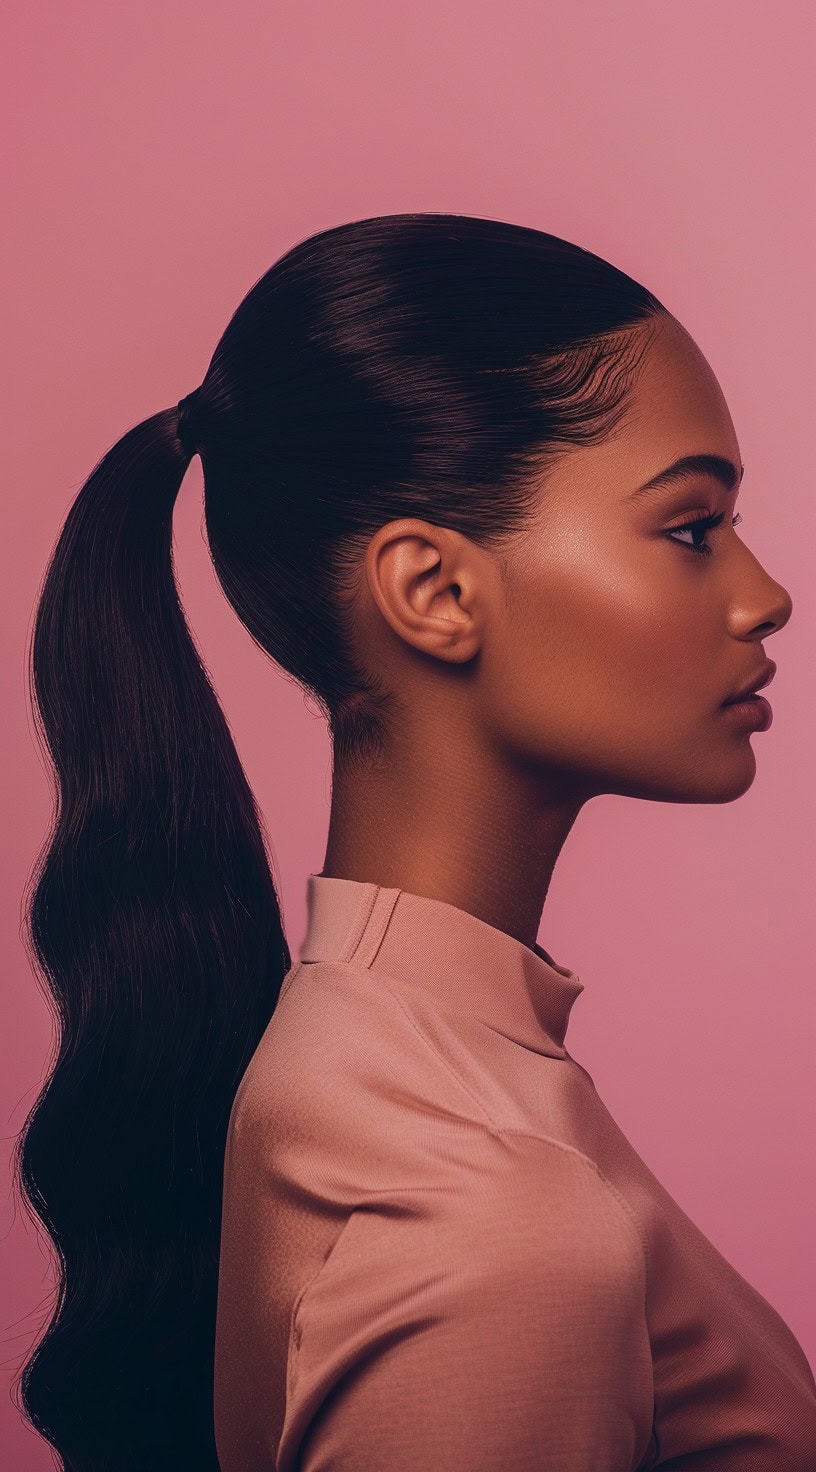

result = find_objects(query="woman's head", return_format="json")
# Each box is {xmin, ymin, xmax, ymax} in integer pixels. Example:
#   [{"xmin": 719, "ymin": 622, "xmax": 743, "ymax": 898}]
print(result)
[
  {"xmin": 19, "ymin": 214, "xmax": 786, "ymax": 1468},
  {"xmin": 195, "ymin": 218, "xmax": 788, "ymax": 800},
  {"xmin": 191, "ymin": 213, "xmax": 669, "ymax": 770}
]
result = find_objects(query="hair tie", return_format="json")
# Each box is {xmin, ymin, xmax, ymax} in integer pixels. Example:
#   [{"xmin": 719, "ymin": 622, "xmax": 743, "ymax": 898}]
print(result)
[{"xmin": 176, "ymin": 389, "xmax": 204, "ymax": 457}]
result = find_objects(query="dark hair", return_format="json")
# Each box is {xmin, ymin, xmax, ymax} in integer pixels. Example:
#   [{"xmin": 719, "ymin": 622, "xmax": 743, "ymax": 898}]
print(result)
[{"xmin": 14, "ymin": 212, "xmax": 666, "ymax": 1469}]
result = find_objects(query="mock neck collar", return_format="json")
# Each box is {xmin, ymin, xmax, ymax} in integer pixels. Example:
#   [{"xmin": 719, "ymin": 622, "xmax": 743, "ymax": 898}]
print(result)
[{"xmin": 298, "ymin": 874, "xmax": 585, "ymax": 1059}]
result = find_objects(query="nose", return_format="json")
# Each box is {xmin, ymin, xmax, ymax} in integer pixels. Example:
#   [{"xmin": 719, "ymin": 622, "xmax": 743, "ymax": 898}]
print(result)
[
  {"xmin": 733, "ymin": 549, "xmax": 793, "ymax": 639},
  {"xmin": 757, "ymin": 579, "xmax": 793, "ymax": 637}
]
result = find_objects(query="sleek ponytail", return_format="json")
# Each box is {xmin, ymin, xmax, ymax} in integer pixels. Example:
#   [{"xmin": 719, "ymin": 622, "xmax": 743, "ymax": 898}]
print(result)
[
  {"xmin": 16, "ymin": 410, "xmax": 289, "ymax": 1469},
  {"xmin": 15, "ymin": 212, "xmax": 666, "ymax": 1469}
]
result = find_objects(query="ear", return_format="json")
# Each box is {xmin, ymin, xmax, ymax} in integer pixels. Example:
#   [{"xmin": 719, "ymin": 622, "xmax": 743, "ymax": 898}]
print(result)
[{"xmin": 363, "ymin": 519, "xmax": 487, "ymax": 665}]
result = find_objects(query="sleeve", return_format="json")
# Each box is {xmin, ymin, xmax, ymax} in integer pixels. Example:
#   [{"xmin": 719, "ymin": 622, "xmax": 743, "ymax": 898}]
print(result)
[{"xmin": 275, "ymin": 1130, "xmax": 654, "ymax": 1472}]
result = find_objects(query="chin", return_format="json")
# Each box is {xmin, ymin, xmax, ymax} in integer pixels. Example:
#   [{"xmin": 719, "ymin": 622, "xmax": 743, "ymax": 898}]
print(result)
[
  {"xmin": 663, "ymin": 756, "xmax": 758, "ymax": 806},
  {"xmin": 605, "ymin": 748, "xmax": 758, "ymax": 805}
]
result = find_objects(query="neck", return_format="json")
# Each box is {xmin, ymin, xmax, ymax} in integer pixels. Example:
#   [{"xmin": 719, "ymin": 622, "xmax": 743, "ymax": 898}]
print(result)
[{"xmin": 320, "ymin": 737, "xmax": 591, "ymax": 953}]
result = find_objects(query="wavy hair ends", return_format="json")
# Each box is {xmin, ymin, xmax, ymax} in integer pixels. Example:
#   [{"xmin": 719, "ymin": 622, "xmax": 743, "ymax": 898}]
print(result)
[
  {"xmin": 14, "ymin": 212, "xmax": 667, "ymax": 1470},
  {"xmin": 15, "ymin": 412, "xmax": 289, "ymax": 1470}
]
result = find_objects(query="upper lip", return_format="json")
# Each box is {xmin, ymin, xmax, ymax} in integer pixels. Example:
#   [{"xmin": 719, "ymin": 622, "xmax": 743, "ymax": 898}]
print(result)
[{"xmin": 722, "ymin": 658, "xmax": 777, "ymax": 705}]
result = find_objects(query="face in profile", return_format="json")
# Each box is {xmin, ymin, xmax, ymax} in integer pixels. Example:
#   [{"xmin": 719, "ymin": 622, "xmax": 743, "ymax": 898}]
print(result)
[
  {"xmin": 476, "ymin": 312, "xmax": 793, "ymax": 806},
  {"xmin": 355, "ymin": 311, "xmax": 792, "ymax": 820}
]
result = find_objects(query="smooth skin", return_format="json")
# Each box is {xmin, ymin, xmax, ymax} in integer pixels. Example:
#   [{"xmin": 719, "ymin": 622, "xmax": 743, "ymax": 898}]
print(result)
[{"xmin": 320, "ymin": 313, "xmax": 792, "ymax": 952}]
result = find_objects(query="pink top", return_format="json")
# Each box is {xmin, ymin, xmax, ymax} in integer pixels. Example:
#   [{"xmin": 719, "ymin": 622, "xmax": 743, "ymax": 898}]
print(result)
[{"xmin": 214, "ymin": 875, "xmax": 816, "ymax": 1470}]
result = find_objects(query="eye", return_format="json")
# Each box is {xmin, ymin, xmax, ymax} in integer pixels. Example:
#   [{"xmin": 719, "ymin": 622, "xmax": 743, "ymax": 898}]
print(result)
[{"xmin": 666, "ymin": 510, "xmax": 743, "ymax": 558}]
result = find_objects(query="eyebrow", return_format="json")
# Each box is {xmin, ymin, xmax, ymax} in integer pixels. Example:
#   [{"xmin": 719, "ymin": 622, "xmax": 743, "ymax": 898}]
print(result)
[{"xmin": 629, "ymin": 453, "xmax": 745, "ymax": 500}]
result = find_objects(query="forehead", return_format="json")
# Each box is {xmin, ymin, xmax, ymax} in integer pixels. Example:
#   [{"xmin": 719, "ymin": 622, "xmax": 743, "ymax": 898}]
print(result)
[
  {"xmin": 542, "ymin": 314, "xmax": 742, "ymax": 509},
  {"xmin": 627, "ymin": 314, "xmax": 738, "ymax": 452}
]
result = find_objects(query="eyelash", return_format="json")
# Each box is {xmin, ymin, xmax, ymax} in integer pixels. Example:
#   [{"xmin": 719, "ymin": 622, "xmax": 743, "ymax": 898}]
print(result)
[{"xmin": 666, "ymin": 510, "xmax": 743, "ymax": 558}]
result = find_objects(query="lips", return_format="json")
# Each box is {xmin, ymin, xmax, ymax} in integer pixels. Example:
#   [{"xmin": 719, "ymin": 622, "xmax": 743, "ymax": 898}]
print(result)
[{"xmin": 722, "ymin": 659, "xmax": 776, "ymax": 705}]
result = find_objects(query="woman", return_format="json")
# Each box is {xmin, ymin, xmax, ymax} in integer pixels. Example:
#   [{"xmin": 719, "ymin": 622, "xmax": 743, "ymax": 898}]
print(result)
[{"xmin": 16, "ymin": 213, "xmax": 815, "ymax": 1470}]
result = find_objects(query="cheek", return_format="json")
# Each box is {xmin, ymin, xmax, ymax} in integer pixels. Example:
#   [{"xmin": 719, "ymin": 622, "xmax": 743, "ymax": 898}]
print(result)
[{"xmin": 484, "ymin": 534, "xmax": 700, "ymax": 750}]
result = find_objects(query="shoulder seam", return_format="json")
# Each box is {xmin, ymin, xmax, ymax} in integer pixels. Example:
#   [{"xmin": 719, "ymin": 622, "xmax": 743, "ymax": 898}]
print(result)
[
  {"xmin": 497, "ymin": 1127, "xmax": 651, "ymax": 1293},
  {"xmin": 292, "ymin": 957, "xmax": 503, "ymax": 1129},
  {"xmin": 379, "ymin": 967, "xmax": 650, "ymax": 1293},
  {"xmin": 286, "ymin": 960, "xmax": 650, "ymax": 1302},
  {"xmin": 368, "ymin": 965, "xmax": 510, "ymax": 1130}
]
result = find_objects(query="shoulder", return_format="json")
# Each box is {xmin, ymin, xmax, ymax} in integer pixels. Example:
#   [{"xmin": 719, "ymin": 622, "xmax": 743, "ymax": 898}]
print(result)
[
  {"xmin": 230, "ymin": 964, "xmax": 646, "ymax": 1273},
  {"xmin": 229, "ymin": 956, "xmax": 498, "ymax": 1166}
]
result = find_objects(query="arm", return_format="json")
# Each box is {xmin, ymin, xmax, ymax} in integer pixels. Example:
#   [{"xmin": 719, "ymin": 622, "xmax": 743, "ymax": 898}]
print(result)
[{"xmin": 276, "ymin": 1132, "xmax": 653, "ymax": 1471}]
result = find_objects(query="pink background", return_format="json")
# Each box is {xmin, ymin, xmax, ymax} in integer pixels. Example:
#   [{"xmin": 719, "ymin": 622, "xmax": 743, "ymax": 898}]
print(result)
[{"xmin": 3, "ymin": 2, "xmax": 815, "ymax": 1463}]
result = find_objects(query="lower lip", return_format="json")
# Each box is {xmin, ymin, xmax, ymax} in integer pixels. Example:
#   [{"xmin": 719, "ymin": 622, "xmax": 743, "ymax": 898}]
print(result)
[{"xmin": 720, "ymin": 695, "xmax": 773, "ymax": 731}]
